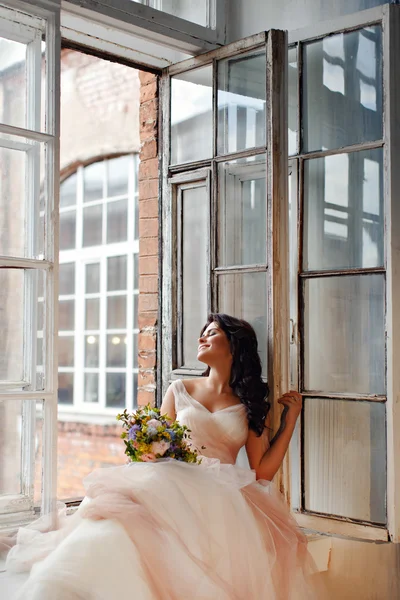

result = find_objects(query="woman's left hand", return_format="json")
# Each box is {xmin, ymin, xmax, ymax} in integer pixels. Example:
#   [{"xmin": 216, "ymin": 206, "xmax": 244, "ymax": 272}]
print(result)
[{"xmin": 277, "ymin": 391, "xmax": 302, "ymax": 427}]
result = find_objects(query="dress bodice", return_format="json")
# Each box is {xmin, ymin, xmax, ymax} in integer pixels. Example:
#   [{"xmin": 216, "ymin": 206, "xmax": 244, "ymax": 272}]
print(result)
[{"xmin": 172, "ymin": 379, "xmax": 249, "ymax": 465}]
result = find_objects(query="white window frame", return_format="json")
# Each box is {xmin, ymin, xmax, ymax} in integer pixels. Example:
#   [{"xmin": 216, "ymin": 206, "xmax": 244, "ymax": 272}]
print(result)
[
  {"xmin": 285, "ymin": 4, "xmax": 400, "ymax": 543},
  {"xmin": 159, "ymin": 31, "xmax": 289, "ymax": 451},
  {"xmin": 58, "ymin": 156, "xmax": 139, "ymax": 420},
  {"xmin": 62, "ymin": 0, "xmax": 225, "ymax": 58},
  {"xmin": 0, "ymin": 0, "xmax": 60, "ymax": 528}
]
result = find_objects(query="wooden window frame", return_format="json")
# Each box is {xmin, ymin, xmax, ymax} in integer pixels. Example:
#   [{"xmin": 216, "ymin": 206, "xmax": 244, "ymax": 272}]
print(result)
[{"xmin": 286, "ymin": 4, "xmax": 400, "ymax": 543}]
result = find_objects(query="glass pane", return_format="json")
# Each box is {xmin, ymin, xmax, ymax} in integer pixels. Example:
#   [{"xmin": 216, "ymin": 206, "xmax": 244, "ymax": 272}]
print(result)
[
  {"xmin": 107, "ymin": 255, "xmax": 127, "ymax": 291},
  {"xmin": 304, "ymin": 399, "xmax": 386, "ymax": 523},
  {"xmin": 218, "ymin": 271, "xmax": 268, "ymax": 374},
  {"xmin": 134, "ymin": 253, "xmax": 139, "ymax": 290},
  {"xmin": 34, "ymin": 401, "xmax": 43, "ymax": 505},
  {"xmin": 0, "ymin": 143, "xmax": 25, "ymax": 258},
  {"xmin": 107, "ymin": 199, "xmax": 128, "ymax": 244},
  {"xmin": 85, "ymin": 335, "xmax": 99, "ymax": 367},
  {"xmin": 159, "ymin": 0, "xmax": 208, "ymax": 26},
  {"xmin": 60, "ymin": 173, "xmax": 77, "ymax": 208},
  {"xmin": 171, "ymin": 66, "xmax": 212, "ymax": 164},
  {"xmin": 0, "ymin": 399, "xmax": 42, "ymax": 499},
  {"xmin": 0, "ymin": 38, "xmax": 27, "ymax": 129},
  {"xmin": 181, "ymin": 184, "xmax": 208, "ymax": 368},
  {"xmin": 58, "ymin": 336, "xmax": 74, "ymax": 367},
  {"xmin": 59, "ymin": 299, "xmax": 75, "ymax": 331},
  {"xmin": 304, "ymin": 149, "xmax": 384, "ymax": 271},
  {"xmin": 83, "ymin": 204, "xmax": 103, "ymax": 247},
  {"xmin": 218, "ymin": 51, "xmax": 266, "ymax": 155},
  {"xmin": 218, "ymin": 155, "xmax": 266, "ymax": 266},
  {"xmin": 288, "ymin": 47, "xmax": 298, "ymax": 156},
  {"xmin": 107, "ymin": 334, "xmax": 127, "ymax": 367},
  {"xmin": 133, "ymin": 372, "xmax": 138, "ymax": 409},
  {"xmin": 86, "ymin": 263, "xmax": 100, "ymax": 294},
  {"xmin": 58, "ymin": 373, "xmax": 74, "ymax": 404},
  {"xmin": 107, "ymin": 155, "xmax": 129, "ymax": 197},
  {"xmin": 85, "ymin": 298, "xmax": 100, "ymax": 330},
  {"xmin": 107, "ymin": 295, "xmax": 127, "ymax": 329},
  {"xmin": 304, "ymin": 275, "xmax": 385, "ymax": 394},
  {"xmin": 84, "ymin": 161, "xmax": 104, "ymax": 202},
  {"xmin": 106, "ymin": 373, "xmax": 126, "ymax": 408},
  {"xmin": 303, "ymin": 26, "xmax": 382, "ymax": 152},
  {"xmin": 84, "ymin": 373, "xmax": 99, "ymax": 403},
  {"xmin": 0, "ymin": 270, "xmax": 24, "ymax": 381},
  {"xmin": 59, "ymin": 210, "xmax": 76, "ymax": 251},
  {"xmin": 59, "ymin": 263, "xmax": 75, "ymax": 295}
]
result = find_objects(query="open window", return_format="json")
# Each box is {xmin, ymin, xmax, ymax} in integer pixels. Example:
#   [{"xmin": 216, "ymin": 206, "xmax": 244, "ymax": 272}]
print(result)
[{"xmin": 0, "ymin": 0, "xmax": 60, "ymax": 528}]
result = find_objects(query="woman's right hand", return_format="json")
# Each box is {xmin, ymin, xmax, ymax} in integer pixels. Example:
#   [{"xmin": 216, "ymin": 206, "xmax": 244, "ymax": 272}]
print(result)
[{"xmin": 277, "ymin": 391, "xmax": 302, "ymax": 428}]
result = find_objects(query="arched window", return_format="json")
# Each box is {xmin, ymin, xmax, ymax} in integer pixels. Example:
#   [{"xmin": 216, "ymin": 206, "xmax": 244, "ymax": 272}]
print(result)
[{"xmin": 57, "ymin": 154, "xmax": 139, "ymax": 416}]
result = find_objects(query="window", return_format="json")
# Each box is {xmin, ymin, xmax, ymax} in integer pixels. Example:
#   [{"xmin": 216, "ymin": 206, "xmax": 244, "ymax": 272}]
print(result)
[
  {"xmin": 0, "ymin": 1, "xmax": 60, "ymax": 522},
  {"xmin": 288, "ymin": 19, "xmax": 389, "ymax": 540},
  {"xmin": 57, "ymin": 155, "xmax": 139, "ymax": 416},
  {"xmin": 161, "ymin": 32, "xmax": 288, "ymax": 396}
]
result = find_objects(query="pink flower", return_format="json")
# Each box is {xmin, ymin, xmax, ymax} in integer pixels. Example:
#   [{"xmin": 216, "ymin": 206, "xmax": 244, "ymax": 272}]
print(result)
[
  {"xmin": 132, "ymin": 441, "xmax": 139, "ymax": 449},
  {"xmin": 141, "ymin": 453, "xmax": 156, "ymax": 462},
  {"xmin": 151, "ymin": 440, "xmax": 171, "ymax": 456},
  {"xmin": 147, "ymin": 419, "xmax": 161, "ymax": 429}
]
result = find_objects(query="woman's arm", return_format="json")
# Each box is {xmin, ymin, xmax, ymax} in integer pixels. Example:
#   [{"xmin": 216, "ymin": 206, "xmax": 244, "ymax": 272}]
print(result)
[
  {"xmin": 160, "ymin": 384, "xmax": 177, "ymax": 421},
  {"xmin": 246, "ymin": 392, "xmax": 302, "ymax": 481}
]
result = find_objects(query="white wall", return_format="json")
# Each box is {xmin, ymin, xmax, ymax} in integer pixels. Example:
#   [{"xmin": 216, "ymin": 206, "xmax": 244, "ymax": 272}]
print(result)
[{"xmin": 226, "ymin": 0, "xmax": 388, "ymax": 42}]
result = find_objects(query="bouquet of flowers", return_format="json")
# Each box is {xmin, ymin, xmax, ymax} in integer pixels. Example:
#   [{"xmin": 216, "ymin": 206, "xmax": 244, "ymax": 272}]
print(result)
[{"xmin": 117, "ymin": 404, "xmax": 202, "ymax": 464}]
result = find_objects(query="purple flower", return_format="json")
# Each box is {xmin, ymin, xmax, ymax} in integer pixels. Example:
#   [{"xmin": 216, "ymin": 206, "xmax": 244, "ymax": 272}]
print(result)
[{"xmin": 128, "ymin": 424, "xmax": 140, "ymax": 440}]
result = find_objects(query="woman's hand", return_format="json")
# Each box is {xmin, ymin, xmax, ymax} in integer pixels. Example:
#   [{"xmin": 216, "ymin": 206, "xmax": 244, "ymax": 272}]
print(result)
[{"xmin": 277, "ymin": 391, "xmax": 302, "ymax": 428}]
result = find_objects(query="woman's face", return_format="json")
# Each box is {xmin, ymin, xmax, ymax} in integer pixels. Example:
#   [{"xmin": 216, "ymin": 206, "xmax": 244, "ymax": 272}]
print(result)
[{"xmin": 197, "ymin": 322, "xmax": 232, "ymax": 365}]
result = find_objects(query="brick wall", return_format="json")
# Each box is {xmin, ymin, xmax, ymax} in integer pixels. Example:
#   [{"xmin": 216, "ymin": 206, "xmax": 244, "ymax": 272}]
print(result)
[{"xmin": 137, "ymin": 72, "xmax": 159, "ymax": 407}]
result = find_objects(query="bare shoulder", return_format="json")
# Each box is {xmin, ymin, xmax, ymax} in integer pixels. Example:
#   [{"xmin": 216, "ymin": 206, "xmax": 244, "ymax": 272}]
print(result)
[
  {"xmin": 180, "ymin": 377, "xmax": 205, "ymax": 395},
  {"xmin": 160, "ymin": 382, "xmax": 177, "ymax": 420}
]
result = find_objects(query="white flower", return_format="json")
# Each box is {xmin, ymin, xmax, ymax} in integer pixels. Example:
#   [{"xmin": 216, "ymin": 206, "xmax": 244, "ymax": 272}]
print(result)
[
  {"xmin": 147, "ymin": 419, "xmax": 161, "ymax": 429},
  {"xmin": 151, "ymin": 440, "xmax": 171, "ymax": 456}
]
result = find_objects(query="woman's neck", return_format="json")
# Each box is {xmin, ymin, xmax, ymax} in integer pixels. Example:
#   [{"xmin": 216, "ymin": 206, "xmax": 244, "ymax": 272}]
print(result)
[{"xmin": 207, "ymin": 366, "xmax": 232, "ymax": 395}]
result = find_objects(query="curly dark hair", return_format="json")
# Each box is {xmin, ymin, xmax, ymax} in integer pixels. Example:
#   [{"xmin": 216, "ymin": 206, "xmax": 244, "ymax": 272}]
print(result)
[{"xmin": 200, "ymin": 313, "xmax": 270, "ymax": 436}]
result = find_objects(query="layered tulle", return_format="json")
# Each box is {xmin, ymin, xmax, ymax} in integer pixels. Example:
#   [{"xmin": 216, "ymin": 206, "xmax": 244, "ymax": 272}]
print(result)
[
  {"xmin": 5, "ymin": 380, "xmax": 324, "ymax": 599},
  {"xmin": 7, "ymin": 458, "xmax": 320, "ymax": 600}
]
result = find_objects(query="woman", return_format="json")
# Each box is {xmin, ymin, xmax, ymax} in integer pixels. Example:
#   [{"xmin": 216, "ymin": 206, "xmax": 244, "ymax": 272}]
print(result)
[{"xmin": 6, "ymin": 313, "xmax": 320, "ymax": 599}]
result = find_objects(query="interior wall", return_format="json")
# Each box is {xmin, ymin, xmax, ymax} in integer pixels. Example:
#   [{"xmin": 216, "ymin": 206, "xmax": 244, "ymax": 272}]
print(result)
[{"xmin": 226, "ymin": 0, "xmax": 390, "ymax": 42}]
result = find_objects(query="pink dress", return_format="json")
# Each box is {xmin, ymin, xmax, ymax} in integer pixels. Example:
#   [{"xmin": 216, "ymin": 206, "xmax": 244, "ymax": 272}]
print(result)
[{"xmin": 6, "ymin": 379, "xmax": 321, "ymax": 599}]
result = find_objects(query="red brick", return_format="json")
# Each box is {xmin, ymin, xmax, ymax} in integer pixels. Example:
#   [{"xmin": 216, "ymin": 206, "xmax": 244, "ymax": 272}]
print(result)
[
  {"xmin": 140, "ymin": 236, "xmax": 158, "ymax": 256},
  {"xmin": 140, "ymin": 139, "xmax": 157, "ymax": 161},
  {"xmin": 138, "ymin": 311, "xmax": 158, "ymax": 328},
  {"xmin": 139, "ymin": 71, "xmax": 157, "ymax": 86},
  {"xmin": 140, "ymin": 119, "xmax": 157, "ymax": 137},
  {"xmin": 139, "ymin": 293, "xmax": 158, "ymax": 312},
  {"xmin": 139, "ymin": 157, "xmax": 159, "ymax": 179},
  {"xmin": 140, "ymin": 98, "xmax": 158, "ymax": 123},
  {"xmin": 140, "ymin": 80, "xmax": 158, "ymax": 103},
  {"xmin": 139, "ymin": 217, "xmax": 158, "ymax": 238},
  {"xmin": 139, "ymin": 274, "xmax": 158, "ymax": 293},
  {"xmin": 139, "ymin": 255, "xmax": 158, "ymax": 276},
  {"xmin": 138, "ymin": 371, "xmax": 155, "ymax": 387},
  {"xmin": 138, "ymin": 351, "xmax": 157, "ymax": 369},
  {"xmin": 139, "ymin": 332, "xmax": 157, "ymax": 351},
  {"xmin": 138, "ymin": 390, "xmax": 155, "ymax": 407},
  {"xmin": 139, "ymin": 198, "xmax": 158, "ymax": 218},
  {"xmin": 139, "ymin": 179, "xmax": 158, "ymax": 200}
]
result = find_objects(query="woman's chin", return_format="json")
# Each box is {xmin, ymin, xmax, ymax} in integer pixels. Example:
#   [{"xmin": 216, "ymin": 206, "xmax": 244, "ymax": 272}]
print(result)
[{"xmin": 196, "ymin": 352, "xmax": 209, "ymax": 365}]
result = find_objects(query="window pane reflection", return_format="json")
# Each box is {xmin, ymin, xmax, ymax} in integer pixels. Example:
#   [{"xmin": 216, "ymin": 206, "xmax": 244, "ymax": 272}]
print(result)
[
  {"xmin": 218, "ymin": 51, "xmax": 266, "ymax": 155},
  {"xmin": 181, "ymin": 184, "xmax": 208, "ymax": 368},
  {"xmin": 303, "ymin": 148, "xmax": 383, "ymax": 271},
  {"xmin": 304, "ymin": 275, "xmax": 385, "ymax": 395},
  {"xmin": 171, "ymin": 66, "xmax": 213, "ymax": 164},
  {"xmin": 218, "ymin": 155, "xmax": 266, "ymax": 266},
  {"xmin": 107, "ymin": 334, "xmax": 126, "ymax": 367},
  {"xmin": 84, "ymin": 373, "xmax": 99, "ymax": 404},
  {"xmin": 288, "ymin": 47, "xmax": 298, "ymax": 156},
  {"xmin": 83, "ymin": 205, "xmax": 103, "ymax": 247},
  {"xmin": 58, "ymin": 373, "xmax": 74, "ymax": 405},
  {"xmin": 218, "ymin": 271, "xmax": 267, "ymax": 374},
  {"xmin": 304, "ymin": 398, "xmax": 386, "ymax": 523},
  {"xmin": 106, "ymin": 373, "xmax": 126, "ymax": 408},
  {"xmin": 303, "ymin": 26, "xmax": 382, "ymax": 152}
]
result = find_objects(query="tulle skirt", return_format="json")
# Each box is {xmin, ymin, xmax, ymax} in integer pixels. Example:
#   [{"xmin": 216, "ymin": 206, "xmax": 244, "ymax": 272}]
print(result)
[{"xmin": 5, "ymin": 458, "xmax": 322, "ymax": 599}]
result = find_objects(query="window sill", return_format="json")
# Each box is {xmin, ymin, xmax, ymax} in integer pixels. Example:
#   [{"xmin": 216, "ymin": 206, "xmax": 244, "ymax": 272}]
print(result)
[{"xmin": 305, "ymin": 533, "xmax": 332, "ymax": 572}]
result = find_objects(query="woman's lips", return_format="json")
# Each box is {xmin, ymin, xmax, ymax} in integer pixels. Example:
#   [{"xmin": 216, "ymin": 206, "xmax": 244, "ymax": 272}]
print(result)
[{"xmin": 198, "ymin": 344, "xmax": 209, "ymax": 352}]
